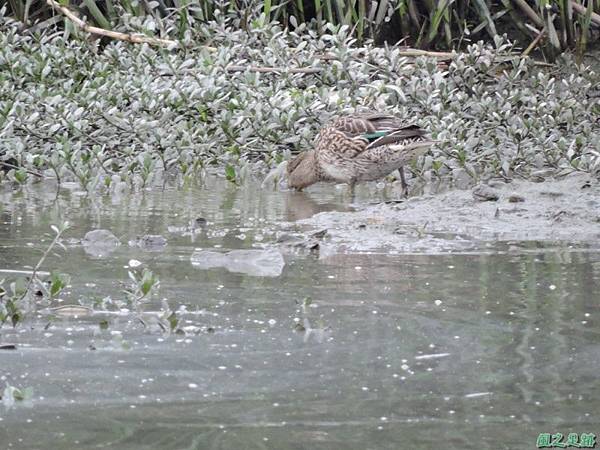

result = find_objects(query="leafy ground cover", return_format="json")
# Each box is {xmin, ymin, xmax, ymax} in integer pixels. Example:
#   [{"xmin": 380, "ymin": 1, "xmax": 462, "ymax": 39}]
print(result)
[{"xmin": 1, "ymin": 9, "xmax": 599, "ymax": 193}]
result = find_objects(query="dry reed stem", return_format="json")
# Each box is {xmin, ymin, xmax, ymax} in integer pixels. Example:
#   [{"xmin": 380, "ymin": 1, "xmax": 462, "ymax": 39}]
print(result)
[{"xmin": 572, "ymin": 2, "xmax": 600, "ymax": 26}]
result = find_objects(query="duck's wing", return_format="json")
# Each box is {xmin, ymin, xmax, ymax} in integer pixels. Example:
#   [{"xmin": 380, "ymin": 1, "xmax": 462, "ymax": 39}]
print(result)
[
  {"xmin": 292, "ymin": 113, "xmax": 400, "ymax": 172},
  {"xmin": 327, "ymin": 114, "xmax": 430, "ymax": 155},
  {"xmin": 330, "ymin": 113, "xmax": 404, "ymax": 137},
  {"xmin": 365, "ymin": 125, "xmax": 430, "ymax": 150}
]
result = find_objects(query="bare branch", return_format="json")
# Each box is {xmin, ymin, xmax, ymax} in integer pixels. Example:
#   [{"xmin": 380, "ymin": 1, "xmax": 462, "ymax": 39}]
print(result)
[
  {"xmin": 522, "ymin": 26, "xmax": 546, "ymax": 57},
  {"xmin": 46, "ymin": 0, "xmax": 179, "ymax": 47},
  {"xmin": 225, "ymin": 65, "xmax": 323, "ymax": 74}
]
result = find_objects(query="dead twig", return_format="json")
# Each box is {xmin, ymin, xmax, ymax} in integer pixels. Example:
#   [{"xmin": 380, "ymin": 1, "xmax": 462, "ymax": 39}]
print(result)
[
  {"xmin": 46, "ymin": 0, "xmax": 179, "ymax": 48},
  {"xmin": 522, "ymin": 26, "xmax": 546, "ymax": 57},
  {"xmin": 389, "ymin": 48, "xmax": 455, "ymax": 59},
  {"xmin": 225, "ymin": 65, "xmax": 323, "ymax": 74}
]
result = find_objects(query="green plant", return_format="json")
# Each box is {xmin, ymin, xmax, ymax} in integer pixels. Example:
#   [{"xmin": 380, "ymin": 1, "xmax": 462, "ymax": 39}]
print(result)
[
  {"xmin": 0, "ymin": 11, "xmax": 598, "ymax": 192},
  {"xmin": 125, "ymin": 266, "xmax": 160, "ymax": 309},
  {"xmin": 0, "ymin": 222, "xmax": 70, "ymax": 327},
  {"xmin": 2, "ymin": 384, "xmax": 34, "ymax": 406}
]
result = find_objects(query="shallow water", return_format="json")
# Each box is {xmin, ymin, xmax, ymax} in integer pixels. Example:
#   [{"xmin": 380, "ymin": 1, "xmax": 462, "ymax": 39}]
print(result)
[{"xmin": 1, "ymin": 177, "xmax": 599, "ymax": 450}]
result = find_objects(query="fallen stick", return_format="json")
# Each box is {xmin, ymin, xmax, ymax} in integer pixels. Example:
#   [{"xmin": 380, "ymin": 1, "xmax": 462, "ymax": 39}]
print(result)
[
  {"xmin": 391, "ymin": 48, "xmax": 455, "ymax": 59},
  {"xmin": 46, "ymin": 0, "xmax": 179, "ymax": 47},
  {"xmin": 225, "ymin": 65, "xmax": 323, "ymax": 74},
  {"xmin": 521, "ymin": 26, "xmax": 546, "ymax": 57}
]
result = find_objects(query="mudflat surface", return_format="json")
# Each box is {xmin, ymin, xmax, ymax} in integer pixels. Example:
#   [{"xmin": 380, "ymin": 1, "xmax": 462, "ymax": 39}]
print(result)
[{"xmin": 299, "ymin": 174, "xmax": 600, "ymax": 254}]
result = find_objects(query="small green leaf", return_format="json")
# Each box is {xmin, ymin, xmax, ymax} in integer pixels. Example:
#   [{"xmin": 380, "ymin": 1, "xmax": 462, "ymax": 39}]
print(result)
[
  {"xmin": 11, "ymin": 311, "xmax": 22, "ymax": 327},
  {"xmin": 50, "ymin": 271, "xmax": 70, "ymax": 297},
  {"xmin": 225, "ymin": 164, "xmax": 236, "ymax": 183},
  {"xmin": 14, "ymin": 169, "xmax": 28, "ymax": 184},
  {"xmin": 167, "ymin": 312, "xmax": 178, "ymax": 331},
  {"xmin": 138, "ymin": 268, "xmax": 158, "ymax": 297},
  {"xmin": 19, "ymin": 387, "xmax": 34, "ymax": 400},
  {"xmin": 141, "ymin": 280, "xmax": 152, "ymax": 295}
]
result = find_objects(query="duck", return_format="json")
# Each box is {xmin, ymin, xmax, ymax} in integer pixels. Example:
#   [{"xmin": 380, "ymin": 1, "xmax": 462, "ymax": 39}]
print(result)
[{"xmin": 287, "ymin": 113, "xmax": 434, "ymax": 195}]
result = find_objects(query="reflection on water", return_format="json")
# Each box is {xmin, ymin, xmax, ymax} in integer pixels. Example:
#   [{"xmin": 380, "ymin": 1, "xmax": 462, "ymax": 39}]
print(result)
[
  {"xmin": 0, "ymin": 177, "xmax": 599, "ymax": 450},
  {"xmin": 283, "ymin": 191, "xmax": 353, "ymax": 221}
]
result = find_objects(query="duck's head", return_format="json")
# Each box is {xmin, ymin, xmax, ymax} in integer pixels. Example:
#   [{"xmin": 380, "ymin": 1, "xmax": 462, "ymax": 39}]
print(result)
[{"xmin": 287, "ymin": 151, "xmax": 319, "ymax": 191}]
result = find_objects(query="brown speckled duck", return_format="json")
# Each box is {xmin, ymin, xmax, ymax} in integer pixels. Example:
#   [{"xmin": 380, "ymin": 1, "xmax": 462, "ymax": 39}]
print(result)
[{"xmin": 287, "ymin": 113, "xmax": 434, "ymax": 194}]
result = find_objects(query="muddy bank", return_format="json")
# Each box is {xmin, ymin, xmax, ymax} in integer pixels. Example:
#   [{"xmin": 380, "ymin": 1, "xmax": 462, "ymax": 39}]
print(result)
[{"xmin": 296, "ymin": 174, "xmax": 600, "ymax": 254}]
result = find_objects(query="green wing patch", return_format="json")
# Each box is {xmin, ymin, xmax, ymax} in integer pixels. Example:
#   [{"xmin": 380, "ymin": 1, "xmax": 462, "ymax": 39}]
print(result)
[{"xmin": 361, "ymin": 131, "xmax": 388, "ymax": 140}]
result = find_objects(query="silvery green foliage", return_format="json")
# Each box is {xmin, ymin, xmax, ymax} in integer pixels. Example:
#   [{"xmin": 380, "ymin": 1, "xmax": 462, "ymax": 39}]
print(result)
[{"xmin": 0, "ymin": 10, "xmax": 598, "ymax": 191}]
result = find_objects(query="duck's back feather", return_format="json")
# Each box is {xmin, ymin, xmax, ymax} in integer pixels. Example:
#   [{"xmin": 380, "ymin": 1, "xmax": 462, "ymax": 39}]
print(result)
[{"xmin": 330, "ymin": 113, "xmax": 404, "ymax": 136}]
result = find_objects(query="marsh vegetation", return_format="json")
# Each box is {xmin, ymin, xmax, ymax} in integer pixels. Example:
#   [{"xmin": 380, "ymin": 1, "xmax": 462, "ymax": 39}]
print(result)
[
  {"xmin": 1, "ymin": 1, "xmax": 600, "ymax": 448},
  {"xmin": 1, "ymin": 7, "xmax": 599, "ymax": 190}
]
